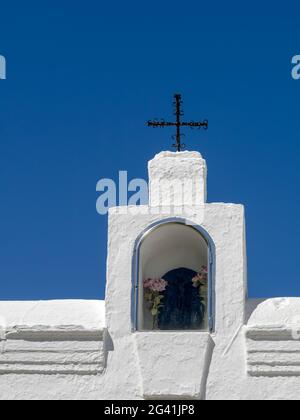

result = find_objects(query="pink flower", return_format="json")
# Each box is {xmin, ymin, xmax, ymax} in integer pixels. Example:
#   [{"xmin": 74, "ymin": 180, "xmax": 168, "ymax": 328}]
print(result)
[
  {"xmin": 201, "ymin": 266, "xmax": 208, "ymax": 274},
  {"xmin": 143, "ymin": 278, "xmax": 168, "ymax": 292},
  {"xmin": 192, "ymin": 267, "xmax": 208, "ymax": 288}
]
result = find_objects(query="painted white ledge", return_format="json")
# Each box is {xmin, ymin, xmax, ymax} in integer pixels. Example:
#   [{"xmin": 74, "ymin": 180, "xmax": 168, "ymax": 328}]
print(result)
[
  {"xmin": 0, "ymin": 300, "xmax": 105, "ymax": 330},
  {"xmin": 0, "ymin": 300, "xmax": 106, "ymax": 375}
]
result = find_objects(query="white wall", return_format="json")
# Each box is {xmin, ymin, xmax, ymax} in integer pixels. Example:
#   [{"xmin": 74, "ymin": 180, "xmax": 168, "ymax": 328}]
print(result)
[{"xmin": 0, "ymin": 152, "xmax": 300, "ymax": 400}]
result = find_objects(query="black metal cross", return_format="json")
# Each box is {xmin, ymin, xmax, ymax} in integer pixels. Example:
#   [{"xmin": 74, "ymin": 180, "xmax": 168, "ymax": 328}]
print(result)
[{"xmin": 147, "ymin": 94, "xmax": 208, "ymax": 152}]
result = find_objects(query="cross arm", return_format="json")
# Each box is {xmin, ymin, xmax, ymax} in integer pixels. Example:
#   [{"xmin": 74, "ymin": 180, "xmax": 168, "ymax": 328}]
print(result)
[
  {"xmin": 147, "ymin": 121, "xmax": 177, "ymax": 127},
  {"xmin": 147, "ymin": 120, "xmax": 208, "ymax": 128},
  {"xmin": 181, "ymin": 120, "xmax": 208, "ymax": 129}
]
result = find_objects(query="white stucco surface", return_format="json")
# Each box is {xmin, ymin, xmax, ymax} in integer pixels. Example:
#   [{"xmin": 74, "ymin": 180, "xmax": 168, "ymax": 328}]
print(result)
[
  {"xmin": 247, "ymin": 298, "xmax": 300, "ymax": 327},
  {"xmin": 1, "ymin": 151, "xmax": 300, "ymax": 400},
  {"xmin": 0, "ymin": 300, "xmax": 105, "ymax": 330},
  {"xmin": 148, "ymin": 151, "xmax": 207, "ymax": 206},
  {"xmin": 0, "ymin": 300, "xmax": 106, "ymax": 389}
]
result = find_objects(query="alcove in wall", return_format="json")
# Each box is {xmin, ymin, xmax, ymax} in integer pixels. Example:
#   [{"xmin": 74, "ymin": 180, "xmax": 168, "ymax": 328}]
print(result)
[{"xmin": 133, "ymin": 220, "xmax": 213, "ymax": 332}]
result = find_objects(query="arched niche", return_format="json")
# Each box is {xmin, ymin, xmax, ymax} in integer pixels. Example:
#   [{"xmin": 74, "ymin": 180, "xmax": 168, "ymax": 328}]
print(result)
[{"xmin": 132, "ymin": 220, "xmax": 213, "ymax": 332}]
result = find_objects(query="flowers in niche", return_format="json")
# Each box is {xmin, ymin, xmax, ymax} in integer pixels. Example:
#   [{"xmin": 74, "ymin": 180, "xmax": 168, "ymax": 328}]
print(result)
[
  {"xmin": 192, "ymin": 266, "xmax": 208, "ymax": 296},
  {"xmin": 144, "ymin": 278, "xmax": 168, "ymax": 293},
  {"xmin": 143, "ymin": 278, "xmax": 168, "ymax": 328}
]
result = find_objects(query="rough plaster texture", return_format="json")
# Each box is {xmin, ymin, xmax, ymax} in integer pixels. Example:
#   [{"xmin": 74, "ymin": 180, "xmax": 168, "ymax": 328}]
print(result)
[
  {"xmin": 148, "ymin": 151, "xmax": 207, "ymax": 206},
  {"xmin": 0, "ymin": 151, "xmax": 300, "ymax": 400},
  {"xmin": 134, "ymin": 332, "xmax": 214, "ymax": 400}
]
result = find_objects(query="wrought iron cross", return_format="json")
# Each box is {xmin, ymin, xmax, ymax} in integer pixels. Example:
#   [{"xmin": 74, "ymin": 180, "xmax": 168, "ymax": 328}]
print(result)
[{"xmin": 147, "ymin": 94, "xmax": 208, "ymax": 152}]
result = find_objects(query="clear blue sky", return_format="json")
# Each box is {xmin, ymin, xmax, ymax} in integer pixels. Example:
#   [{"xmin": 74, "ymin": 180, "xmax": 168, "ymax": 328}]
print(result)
[{"xmin": 0, "ymin": 1, "xmax": 299, "ymax": 300}]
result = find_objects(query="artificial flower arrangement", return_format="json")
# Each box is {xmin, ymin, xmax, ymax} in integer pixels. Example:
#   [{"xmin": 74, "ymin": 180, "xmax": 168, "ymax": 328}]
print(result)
[
  {"xmin": 144, "ymin": 266, "xmax": 208, "ymax": 329},
  {"xmin": 192, "ymin": 266, "xmax": 208, "ymax": 324},
  {"xmin": 192, "ymin": 266, "xmax": 208, "ymax": 296},
  {"xmin": 143, "ymin": 278, "xmax": 168, "ymax": 329}
]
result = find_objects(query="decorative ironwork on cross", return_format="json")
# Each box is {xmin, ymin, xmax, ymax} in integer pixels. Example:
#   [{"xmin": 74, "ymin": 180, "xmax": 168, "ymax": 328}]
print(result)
[{"xmin": 147, "ymin": 94, "xmax": 208, "ymax": 152}]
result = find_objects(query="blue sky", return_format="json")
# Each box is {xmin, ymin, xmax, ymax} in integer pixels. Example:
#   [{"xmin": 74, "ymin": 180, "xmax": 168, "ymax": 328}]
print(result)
[{"xmin": 0, "ymin": 1, "xmax": 300, "ymax": 300}]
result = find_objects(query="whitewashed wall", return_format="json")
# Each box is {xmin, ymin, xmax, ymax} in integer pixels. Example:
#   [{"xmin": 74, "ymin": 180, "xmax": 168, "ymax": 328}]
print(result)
[{"xmin": 0, "ymin": 152, "xmax": 300, "ymax": 400}]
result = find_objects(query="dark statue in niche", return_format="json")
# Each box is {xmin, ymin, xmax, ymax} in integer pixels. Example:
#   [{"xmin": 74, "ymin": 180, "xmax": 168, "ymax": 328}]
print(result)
[{"xmin": 158, "ymin": 267, "xmax": 206, "ymax": 330}]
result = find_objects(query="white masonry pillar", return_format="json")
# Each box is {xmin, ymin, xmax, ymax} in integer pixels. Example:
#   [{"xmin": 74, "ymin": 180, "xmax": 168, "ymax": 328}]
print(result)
[{"xmin": 148, "ymin": 151, "xmax": 207, "ymax": 208}]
